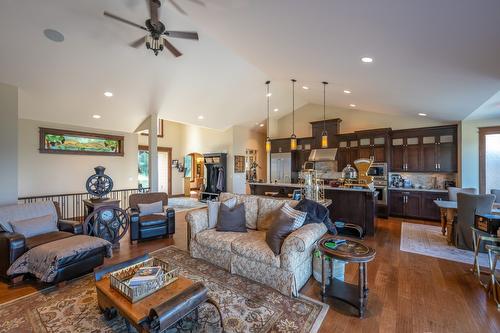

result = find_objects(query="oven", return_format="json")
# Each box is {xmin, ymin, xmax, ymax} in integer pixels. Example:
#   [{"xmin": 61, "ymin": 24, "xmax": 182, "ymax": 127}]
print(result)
[
  {"xmin": 368, "ymin": 163, "xmax": 387, "ymax": 180},
  {"xmin": 374, "ymin": 184, "xmax": 387, "ymax": 205}
]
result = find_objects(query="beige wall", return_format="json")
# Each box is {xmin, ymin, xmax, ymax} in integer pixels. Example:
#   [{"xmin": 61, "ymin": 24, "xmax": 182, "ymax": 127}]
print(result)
[
  {"xmin": 18, "ymin": 119, "xmax": 138, "ymax": 197},
  {"xmin": 460, "ymin": 118, "xmax": 500, "ymax": 190},
  {"xmin": 0, "ymin": 83, "xmax": 18, "ymax": 205},
  {"xmin": 273, "ymin": 103, "xmax": 450, "ymax": 138}
]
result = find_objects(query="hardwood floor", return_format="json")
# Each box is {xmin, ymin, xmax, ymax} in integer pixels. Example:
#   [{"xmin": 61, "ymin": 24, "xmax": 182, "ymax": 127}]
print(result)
[{"xmin": 1, "ymin": 213, "xmax": 499, "ymax": 332}]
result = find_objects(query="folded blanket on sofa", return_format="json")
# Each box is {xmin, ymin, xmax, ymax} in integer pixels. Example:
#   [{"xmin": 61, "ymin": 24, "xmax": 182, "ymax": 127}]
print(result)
[
  {"xmin": 7, "ymin": 235, "xmax": 112, "ymax": 282},
  {"xmin": 294, "ymin": 199, "xmax": 337, "ymax": 234}
]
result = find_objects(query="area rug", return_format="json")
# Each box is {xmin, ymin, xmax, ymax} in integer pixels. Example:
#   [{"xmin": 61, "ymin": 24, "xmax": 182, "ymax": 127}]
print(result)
[
  {"xmin": 0, "ymin": 246, "xmax": 328, "ymax": 333},
  {"xmin": 167, "ymin": 197, "xmax": 207, "ymax": 212},
  {"xmin": 400, "ymin": 222, "xmax": 489, "ymax": 267}
]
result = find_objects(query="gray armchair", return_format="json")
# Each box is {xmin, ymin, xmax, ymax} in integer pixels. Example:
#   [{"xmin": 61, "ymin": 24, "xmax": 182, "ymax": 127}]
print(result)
[
  {"xmin": 454, "ymin": 193, "xmax": 495, "ymax": 250},
  {"xmin": 448, "ymin": 187, "xmax": 477, "ymax": 201}
]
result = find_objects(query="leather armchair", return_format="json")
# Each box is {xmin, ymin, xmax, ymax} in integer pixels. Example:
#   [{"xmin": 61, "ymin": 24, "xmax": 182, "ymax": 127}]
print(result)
[
  {"xmin": 0, "ymin": 201, "xmax": 84, "ymax": 280},
  {"xmin": 128, "ymin": 192, "xmax": 175, "ymax": 242}
]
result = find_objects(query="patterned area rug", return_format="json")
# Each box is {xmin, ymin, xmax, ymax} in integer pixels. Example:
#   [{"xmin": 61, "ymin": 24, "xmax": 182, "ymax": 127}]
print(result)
[
  {"xmin": 0, "ymin": 246, "xmax": 328, "ymax": 333},
  {"xmin": 400, "ymin": 222, "xmax": 489, "ymax": 267},
  {"xmin": 167, "ymin": 197, "xmax": 207, "ymax": 212}
]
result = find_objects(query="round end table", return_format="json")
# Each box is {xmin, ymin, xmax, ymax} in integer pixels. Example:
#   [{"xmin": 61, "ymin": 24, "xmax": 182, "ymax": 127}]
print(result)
[{"xmin": 318, "ymin": 237, "xmax": 376, "ymax": 318}]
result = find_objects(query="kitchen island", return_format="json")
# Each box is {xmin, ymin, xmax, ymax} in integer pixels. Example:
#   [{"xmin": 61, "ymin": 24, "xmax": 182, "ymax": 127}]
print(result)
[{"xmin": 249, "ymin": 182, "xmax": 377, "ymax": 236}]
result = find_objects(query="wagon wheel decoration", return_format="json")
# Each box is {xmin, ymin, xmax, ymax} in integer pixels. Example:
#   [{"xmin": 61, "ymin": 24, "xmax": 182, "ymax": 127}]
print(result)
[
  {"xmin": 85, "ymin": 166, "xmax": 114, "ymax": 198},
  {"xmin": 84, "ymin": 206, "xmax": 129, "ymax": 246}
]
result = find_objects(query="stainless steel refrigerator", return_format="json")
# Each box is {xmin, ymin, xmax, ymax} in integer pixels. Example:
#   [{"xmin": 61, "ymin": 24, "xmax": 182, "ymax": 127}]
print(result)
[{"xmin": 270, "ymin": 153, "xmax": 292, "ymax": 183}]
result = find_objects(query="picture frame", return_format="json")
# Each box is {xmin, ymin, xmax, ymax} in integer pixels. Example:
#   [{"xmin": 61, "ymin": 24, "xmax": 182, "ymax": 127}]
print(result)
[
  {"xmin": 184, "ymin": 155, "xmax": 192, "ymax": 178},
  {"xmin": 292, "ymin": 189, "xmax": 302, "ymax": 201},
  {"xmin": 172, "ymin": 160, "xmax": 179, "ymax": 168},
  {"xmin": 39, "ymin": 127, "xmax": 124, "ymax": 156},
  {"xmin": 234, "ymin": 155, "xmax": 245, "ymax": 173}
]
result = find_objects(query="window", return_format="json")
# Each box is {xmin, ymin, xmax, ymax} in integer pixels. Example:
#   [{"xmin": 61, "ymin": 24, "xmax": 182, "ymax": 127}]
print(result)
[{"xmin": 479, "ymin": 127, "xmax": 500, "ymax": 194}]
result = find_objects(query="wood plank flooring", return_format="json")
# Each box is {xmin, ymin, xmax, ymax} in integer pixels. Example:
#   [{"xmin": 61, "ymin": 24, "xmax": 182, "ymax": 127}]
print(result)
[{"xmin": 1, "ymin": 212, "xmax": 499, "ymax": 332}]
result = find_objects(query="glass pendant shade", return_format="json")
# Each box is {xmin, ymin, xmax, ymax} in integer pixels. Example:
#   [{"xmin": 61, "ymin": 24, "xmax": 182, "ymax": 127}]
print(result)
[
  {"xmin": 266, "ymin": 137, "xmax": 271, "ymax": 153},
  {"xmin": 321, "ymin": 131, "xmax": 328, "ymax": 148},
  {"xmin": 290, "ymin": 134, "xmax": 297, "ymax": 151}
]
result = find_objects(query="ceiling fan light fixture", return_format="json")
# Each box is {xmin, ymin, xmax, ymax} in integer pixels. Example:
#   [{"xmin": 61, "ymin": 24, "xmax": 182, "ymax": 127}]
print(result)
[{"xmin": 145, "ymin": 35, "xmax": 163, "ymax": 55}]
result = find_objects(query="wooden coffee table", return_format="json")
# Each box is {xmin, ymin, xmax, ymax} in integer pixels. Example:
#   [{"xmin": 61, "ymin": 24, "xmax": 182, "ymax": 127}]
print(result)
[
  {"xmin": 318, "ymin": 237, "xmax": 376, "ymax": 318},
  {"xmin": 96, "ymin": 274, "xmax": 221, "ymax": 332}
]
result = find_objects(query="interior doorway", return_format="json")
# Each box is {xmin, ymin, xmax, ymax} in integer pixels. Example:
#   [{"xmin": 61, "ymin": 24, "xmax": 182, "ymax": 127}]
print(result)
[
  {"xmin": 138, "ymin": 145, "xmax": 172, "ymax": 195},
  {"xmin": 479, "ymin": 126, "xmax": 500, "ymax": 194},
  {"xmin": 183, "ymin": 152, "xmax": 204, "ymax": 197}
]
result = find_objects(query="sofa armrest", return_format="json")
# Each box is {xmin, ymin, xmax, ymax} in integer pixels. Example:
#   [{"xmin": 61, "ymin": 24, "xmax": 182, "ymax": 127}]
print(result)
[
  {"xmin": 185, "ymin": 208, "xmax": 209, "ymax": 243},
  {"xmin": 129, "ymin": 211, "xmax": 140, "ymax": 242},
  {"xmin": 282, "ymin": 223, "xmax": 328, "ymax": 253},
  {"xmin": 58, "ymin": 219, "xmax": 83, "ymax": 235},
  {"xmin": 0, "ymin": 231, "xmax": 26, "ymax": 279}
]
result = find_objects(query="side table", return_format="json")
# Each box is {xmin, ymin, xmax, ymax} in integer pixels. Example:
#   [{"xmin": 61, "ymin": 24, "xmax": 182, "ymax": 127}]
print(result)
[{"xmin": 318, "ymin": 237, "xmax": 376, "ymax": 318}]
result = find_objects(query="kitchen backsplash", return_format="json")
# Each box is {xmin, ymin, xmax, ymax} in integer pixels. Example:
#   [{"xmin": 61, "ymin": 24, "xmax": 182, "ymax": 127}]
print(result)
[{"xmin": 389, "ymin": 172, "xmax": 457, "ymax": 189}]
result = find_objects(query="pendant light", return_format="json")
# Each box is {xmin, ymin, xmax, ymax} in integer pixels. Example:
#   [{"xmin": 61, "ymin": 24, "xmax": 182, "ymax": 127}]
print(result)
[
  {"xmin": 290, "ymin": 79, "xmax": 297, "ymax": 151},
  {"xmin": 265, "ymin": 81, "xmax": 271, "ymax": 153},
  {"xmin": 321, "ymin": 81, "xmax": 329, "ymax": 148}
]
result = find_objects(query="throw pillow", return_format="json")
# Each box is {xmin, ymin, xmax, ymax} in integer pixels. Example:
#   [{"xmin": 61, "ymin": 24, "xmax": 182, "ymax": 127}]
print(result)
[
  {"xmin": 207, "ymin": 197, "xmax": 237, "ymax": 229},
  {"xmin": 216, "ymin": 202, "xmax": 247, "ymax": 232},
  {"xmin": 9, "ymin": 214, "xmax": 58, "ymax": 238},
  {"xmin": 257, "ymin": 208, "xmax": 281, "ymax": 231},
  {"xmin": 281, "ymin": 203, "xmax": 307, "ymax": 230},
  {"xmin": 137, "ymin": 201, "xmax": 163, "ymax": 216},
  {"xmin": 265, "ymin": 210, "xmax": 295, "ymax": 255}
]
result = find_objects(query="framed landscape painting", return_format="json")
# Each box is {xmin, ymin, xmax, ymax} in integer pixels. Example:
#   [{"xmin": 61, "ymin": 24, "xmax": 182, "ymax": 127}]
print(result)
[{"xmin": 39, "ymin": 127, "xmax": 124, "ymax": 156}]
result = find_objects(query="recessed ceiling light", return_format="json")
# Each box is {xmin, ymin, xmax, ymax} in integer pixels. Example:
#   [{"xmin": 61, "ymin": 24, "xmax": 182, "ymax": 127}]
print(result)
[
  {"xmin": 266, "ymin": 93, "xmax": 272, "ymax": 97},
  {"xmin": 418, "ymin": 113, "xmax": 427, "ymax": 117},
  {"xmin": 361, "ymin": 57, "xmax": 373, "ymax": 63},
  {"xmin": 197, "ymin": 115, "xmax": 204, "ymax": 120},
  {"xmin": 43, "ymin": 29, "xmax": 64, "ymax": 42},
  {"xmin": 343, "ymin": 90, "xmax": 351, "ymax": 94},
  {"xmin": 104, "ymin": 91, "xmax": 113, "ymax": 97},
  {"xmin": 349, "ymin": 104, "xmax": 356, "ymax": 108},
  {"xmin": 273, "ymin": 108, "xmax": 279, "ymax": 112},
  {"xmin": 259, "ymin": 123, "xmax": 264, "ymax": 127},
  {"xmin": 92, "ymin": 114, "xmax": 101, "ymax": 119},
  {"xmin": 302, "ymin": 86, "xmax": 309, "ymax": 90}
]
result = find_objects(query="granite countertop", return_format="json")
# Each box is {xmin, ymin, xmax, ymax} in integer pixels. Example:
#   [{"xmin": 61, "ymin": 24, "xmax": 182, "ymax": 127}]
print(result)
[
  {"xmin": 388, "ymin": 187, "xmax": 448, "ymax": 193},
  {"xmin": 248, "ymin": 182, "xmax": 376, "ymax": 192}
]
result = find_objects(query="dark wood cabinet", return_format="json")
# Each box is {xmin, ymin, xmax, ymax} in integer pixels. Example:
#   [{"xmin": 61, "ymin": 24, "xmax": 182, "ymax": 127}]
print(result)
[
  {"xmin": 356, "ymin": 129, "xmax": 390, "ymax": 163},
  {"xmin": 336, "ymin": 135, "xmax": 359, "ymax": 170},
  {"xmin": 270, "ymin": 138, "xmax": 291, "ymax": 153},
  {"xmin": 310, "ymin": 119, "xmax": 341, "ymax": 149},
  {"xmin": 391, "ymin": 136, "xmax": 420, "ymax": 171},
  {"xmin": 390, "ymin": 189, "xmax": 448, "ymax": 221}
]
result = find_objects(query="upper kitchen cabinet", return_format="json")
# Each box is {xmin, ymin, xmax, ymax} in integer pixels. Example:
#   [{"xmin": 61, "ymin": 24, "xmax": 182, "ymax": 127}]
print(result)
[
  {"xmin": 310, "ymin": 119, "xmax": 342, "ymax": 149},
  {"xmin": 356, "ymin": 128, "xmax": 391, "ymax": 163},
  {"xmin": 336, "ymin": 134, "xmax": 359, "ymax": 170},
  {"xmin": 270, "ymin": 138, "xmax": 292, "ymax": 153},
  {"xmin": 390, "ymin": 125, "xmax": 457, "ymax": 173}
]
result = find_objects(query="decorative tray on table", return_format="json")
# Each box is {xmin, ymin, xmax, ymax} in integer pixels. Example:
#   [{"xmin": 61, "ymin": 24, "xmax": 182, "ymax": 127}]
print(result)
[{"xmin": 109, "ymin": 257, "xmax": 178, "ymax": 303}]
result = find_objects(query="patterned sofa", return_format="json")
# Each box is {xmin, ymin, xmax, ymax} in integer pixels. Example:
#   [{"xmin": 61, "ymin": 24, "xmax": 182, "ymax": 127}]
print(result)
[{"xmin": 186, "ymin": 193, "xmax": 327, "ymax": 297}]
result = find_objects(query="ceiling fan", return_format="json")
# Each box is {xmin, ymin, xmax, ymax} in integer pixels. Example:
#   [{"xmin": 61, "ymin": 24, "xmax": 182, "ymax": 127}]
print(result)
[{"xmin": 104, "ymin": 0, "xmax": 199, "ymax": 57}]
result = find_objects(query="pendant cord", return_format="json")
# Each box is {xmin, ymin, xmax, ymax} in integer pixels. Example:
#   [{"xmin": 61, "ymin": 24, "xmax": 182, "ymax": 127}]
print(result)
[
  {"xmin": 266, "ymin": 81, "xmax": 270, "ymax": 138},
  {"xmin": 292, "ymin": 79, "xmax": 296, "ymax": 135},
  {"xmin": 322, "ymin": 81, "xmax": 328, "ymax": 133}
]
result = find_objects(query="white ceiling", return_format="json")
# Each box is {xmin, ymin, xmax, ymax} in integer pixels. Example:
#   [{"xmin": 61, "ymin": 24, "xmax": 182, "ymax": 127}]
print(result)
[{"xmin": 1, "ymin": 0, "xmax": 499, "ymax": 132}]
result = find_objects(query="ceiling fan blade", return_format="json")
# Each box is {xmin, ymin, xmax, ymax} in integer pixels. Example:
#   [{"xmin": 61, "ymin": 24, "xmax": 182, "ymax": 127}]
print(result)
[
  {"xmin": 168, "ymin": 0, "xmax": 187, "ymax": 15},
  {"xmin": 103, "ymin": 11, "xmax": 148, "ymax": 31},
  {"xmin": 163, "ymin": 38, "xmax": 182, "ymax": 57},
  {"xmin": 164, "ymin": 31, "xmax": 199, "ymax": 40},
  {"xmin": 147, "ymin": 0, "xmax": 161, "ymax": 24},
  {"xmin": 187, "ymin": 0, "xmax": 206, "ymax": 6},
  {"xmin": 130, "ymin": 36, "xmax": 146, "ymax": 48}
]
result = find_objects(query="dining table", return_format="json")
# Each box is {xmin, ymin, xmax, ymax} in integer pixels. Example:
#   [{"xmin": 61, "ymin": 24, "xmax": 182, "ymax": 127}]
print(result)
[{"xmin": 433, "ymin": 200, "xmax": 500, "ymax": 244}]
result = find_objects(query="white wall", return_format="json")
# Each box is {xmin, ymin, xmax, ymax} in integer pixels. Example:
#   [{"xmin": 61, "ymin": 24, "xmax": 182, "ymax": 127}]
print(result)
[
  {"xmin": 273, "ymin": 103, "xmax": 450, "ymax": 138},
  {"xmin": 460, "ymin": 118, "xmax": 500, "ymax": 190},
  {"xmin": 18, "ymin": 119, "xmax": 138, "ymax": 196},
  {"xmin": 0, "ymin": 83, "xmax": 18, "ymax": 205}
]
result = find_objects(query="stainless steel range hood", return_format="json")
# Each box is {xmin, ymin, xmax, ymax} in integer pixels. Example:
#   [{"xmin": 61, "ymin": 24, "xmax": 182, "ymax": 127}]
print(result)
[{"xmin": 308, "ymin": 148, "xmax": 338, "ymax": 161}]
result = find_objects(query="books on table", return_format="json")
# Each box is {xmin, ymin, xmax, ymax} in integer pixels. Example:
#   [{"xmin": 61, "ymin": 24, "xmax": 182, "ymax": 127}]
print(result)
[{"xmin": 128, "ymin": 266, "xmax": 162, "ymax": 286}]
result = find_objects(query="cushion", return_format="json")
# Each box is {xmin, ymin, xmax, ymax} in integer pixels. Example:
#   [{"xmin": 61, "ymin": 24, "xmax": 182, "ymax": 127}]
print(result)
[
  {"xmin": 216, "ymin": 203, "xmax": 247, "ymax": 232},
  {"xmin": 207, "ymin": 197, "xmax": 237, "ymax": 229},
  {"xmin": 218, "ymin": 193, "xmax": 259, "ymax": 229},
  {"xmin": 257, "ymin": 208, "xmax": 280, "ymax": 231},
  {"xmin": 139, "ymin": 214, "xmax": 167, "ymax": 227},
  {"xmin": 138, "ymin": 201, "xmax": 163, "ymax": 216},
  {"xmin": 0, "ymin": 201, "xmax": 58, "ymax": 233},
  {"xmin": 256, "ymin": 197, "xmax": 291, "ymax": 230},
  {"xmin": 195, "ymin": 229, "xmax": 250, "ymax": 252},
  {"xmin": 265, "ymin": 210, "xmax": 296, "ymax": 255},
  {"xmin": 9, "ymin": 214, "xmax": 58, "ymax": 238},
  {"xmin": 231, "ymin": 231, "xmax": 280, "ymax": 267},
  {"xmin": 281, "ymin": 203, "xmax": 307, "ymax": 230},
  {"xmin": 26, "ymin": 231, "xmax": 74, "ymax": 250}
]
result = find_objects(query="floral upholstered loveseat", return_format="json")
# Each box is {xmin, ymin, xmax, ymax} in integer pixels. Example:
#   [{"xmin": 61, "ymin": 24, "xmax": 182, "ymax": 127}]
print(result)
[{"xmin": 186, "ymin": 193, "xmax": 327, "ymax": 296}]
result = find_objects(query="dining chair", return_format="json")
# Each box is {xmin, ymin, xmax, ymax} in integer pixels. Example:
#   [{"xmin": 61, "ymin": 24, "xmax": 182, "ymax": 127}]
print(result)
[
  {"xmin": 448, "ymin": 187, "xmax": 478, "ymax": 201},
  {"xmin": 491, "ymin": 189, "xmax": 500, "ymax": 203},
  {"xmin": 455, "ymin": 193, "xmax": 495, "ymax": 251}
]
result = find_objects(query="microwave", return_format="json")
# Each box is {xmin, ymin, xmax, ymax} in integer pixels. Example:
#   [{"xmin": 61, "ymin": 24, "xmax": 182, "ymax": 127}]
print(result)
[{"xmin": 368, "ymin": 163, "xmax": 387, "ymax": 179}]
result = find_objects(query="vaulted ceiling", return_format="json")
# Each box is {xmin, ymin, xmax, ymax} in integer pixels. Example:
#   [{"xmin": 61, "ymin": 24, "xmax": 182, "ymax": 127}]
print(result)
[{"xmin": 1, "ymin": 0, "xmax": 499, "ymax": 132}]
